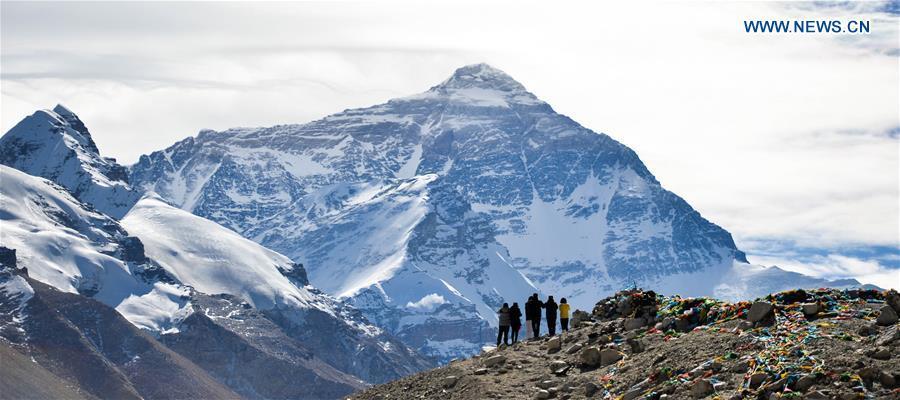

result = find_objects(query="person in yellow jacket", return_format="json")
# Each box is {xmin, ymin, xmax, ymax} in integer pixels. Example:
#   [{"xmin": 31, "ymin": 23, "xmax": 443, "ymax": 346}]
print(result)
[{"xmin": 559, "ymin": 298, "xmax": 571, "ymax": 332}]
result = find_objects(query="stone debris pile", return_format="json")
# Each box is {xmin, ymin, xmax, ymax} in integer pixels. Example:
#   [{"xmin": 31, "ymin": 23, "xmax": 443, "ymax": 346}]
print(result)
[{"xmin": 351, "ymin": 288, "xmax": 900, "ymax": 400}]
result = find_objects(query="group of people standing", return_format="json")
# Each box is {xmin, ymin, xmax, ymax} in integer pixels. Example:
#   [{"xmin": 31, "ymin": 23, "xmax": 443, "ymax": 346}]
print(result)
[{"xmin": 495, "ymin": 293, "xmax": 570, "ymax": 346}]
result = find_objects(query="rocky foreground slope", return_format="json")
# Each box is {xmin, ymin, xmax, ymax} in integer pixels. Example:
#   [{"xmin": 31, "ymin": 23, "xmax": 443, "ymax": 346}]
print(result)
[{"xmin": 352, "ymin": 288, "xmax": 900, "ymax": 400}]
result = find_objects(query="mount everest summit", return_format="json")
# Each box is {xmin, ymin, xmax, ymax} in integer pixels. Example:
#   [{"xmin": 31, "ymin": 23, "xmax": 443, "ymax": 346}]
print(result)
[
  {"xmin": 127, "ymin": 64, "xmax": 860, "ymax": 360},
  {"xmin": 0, "ymin": 64, "xmax": 864, "ymax": 397}
]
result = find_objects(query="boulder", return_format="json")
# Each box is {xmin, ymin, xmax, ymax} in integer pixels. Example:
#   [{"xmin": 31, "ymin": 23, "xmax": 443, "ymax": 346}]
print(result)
[
  {"xmin": 857, "ymin": 367, "xmax": 879, "ymax": 384},
  {"xmin": 627, "ymin": 338, "xmax": 645, "ymax": 354},
  {"xmin": 537, "ymin": 380, "xmax": 553, "ymax": 389},
  {"xmin": 579, "ymin": 347, "xmax": 602, "ymax": 367},
  {"xmin": 762, "ymin": 377, "xmax": 788, "ymax": 393},
  {"xmin": 583, "ymin": 381, "xmax": 599, "ymax": 397},
  {"xmin": 549, "ymin": 360, "xmax": 568, "ymax": 374},
  {"xmin": 484, "ymin": 354, "xmax": 507, "ymax": 367},
  {"xmin": 566, "ymin": 343, "xmax": 583, "ymax": 354},
  {"xmin": 730, "ymin": 359, "xmax": 750, "ymax": 373},
  {"xmin": 885, "ymin": 289, "xmax": 900, "ymax": 314},
  {"xmin": 571, "ymin": 310, "xmax": 591, "ymax": 327},
  {"xmin": 801, "ymin": 303, "xmax": 820, "ymax": 317},
  {"xmin": 880, "ymin": 371, "xmax": 896, "ymax": 388},
  {"xmin": 622, "ymin": 388, "xmax": 644, "ymax": 400},
  {"xmin": 546, "ymin": 336, "xmax": 561, "ymax": 352},
  {"xmin": 599, "ymin": 348, "xmax": 624, "ymax": 366},
  {"xmin": 867, "ymin": 347, "xmax": 890, "ymax": 360},
  {"xmin": 442, "ymin": 375, "xmax": 458, "ymax": 388},
  {"xmin": 858, "ymin": 324, "xmax": 878, "ymax": 336},
  {"xmin": 474, "ymin": 368, "xmax": 488, "ymax": 375},
  {"xmin": 691, "ymin": 379, "xmax": 714, "ymax": 399},
  {"xmin": 617, "ymin": 296, "xmax": 634, "ymax": 316},
  {"xmin": 876, "ymin": 328, "xmax": 900, "ymax": 346},
  {"xmin": 675, "ymin": 317, "xmax": 693, "ymax": 332},
  {"xmin": 876, "ymin": 305, "xmax": 898, "ymax": 326},
  {"xmin": 623, "ymin": 317, "xmax": 645, "ymax": 331},
  {"xmin": 747, "ymin": 302, "xmax": 774, "ymax": 324},
  {"xmin": 794, "ymin": 374, "xmax": 816, "ymax": 392},
  {"xmin": 535, "ymin": 389, "xmax": 550, "ymax": 399},
  {"xmin": 749, "ymin": 372, "xmax": 768, "ymax": 388}
]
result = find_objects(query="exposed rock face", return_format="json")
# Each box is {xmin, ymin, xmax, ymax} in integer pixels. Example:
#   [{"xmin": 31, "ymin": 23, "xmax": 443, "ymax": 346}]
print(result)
[
  {"xmin": 279, "ymin": 262, "xmax": 310, "ymax": 287},
  {"xmin": 127, "ymin": 63, "xmax": 858, "ymax": 361},
  {"xmin": 0, "ymin": 247, "xmax": 15, "ymax": 269},
  {"xmin": 160, "ymin": 293, "xmax": 366, "ymax": 399},
  {"xmin": 351, "ymin": 288, "xmax": 900, "ymax": 400},
  {"xmin": 0, "ymin": 273, "xmax": 239, "ymax": 400},
  {"xmin": 119, "ymin": 236, "xmax": 147, "ymax": 263}
]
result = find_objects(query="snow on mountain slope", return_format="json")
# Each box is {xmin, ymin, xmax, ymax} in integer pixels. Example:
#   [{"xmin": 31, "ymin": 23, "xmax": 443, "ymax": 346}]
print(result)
[
  {"xmin": 0, "ymin": 161, "xmax": 431, "ymax": 390},
  {"xmin": 122, "ymin": 196, "xmax": 322, "ymax": 311},
  {"xmin": 0, "ymin": 105, "xmax": 139, "ymax": 219},
  {"xmin": 129, "ymin": 63, "xmax": 863, "ymax": 361},
  {"xmin": 121, "ymin": 195, "xmax": 438, "ymax": 383},
  {"xmin": 0, "ymin": 165, "xmax": 189, "ymax": 332}
]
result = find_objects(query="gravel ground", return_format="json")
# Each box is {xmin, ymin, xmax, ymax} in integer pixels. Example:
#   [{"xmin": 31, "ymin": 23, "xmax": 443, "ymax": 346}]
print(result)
[{"xmin": 350, "ymin": 289, "xmax": 900, "ymax": 400}]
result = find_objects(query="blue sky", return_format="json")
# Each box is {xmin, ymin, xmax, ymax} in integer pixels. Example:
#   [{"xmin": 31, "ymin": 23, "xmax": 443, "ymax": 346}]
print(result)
[{"xmin": 1, "ymin": 1, "xmax": 897, "ymax": 288}]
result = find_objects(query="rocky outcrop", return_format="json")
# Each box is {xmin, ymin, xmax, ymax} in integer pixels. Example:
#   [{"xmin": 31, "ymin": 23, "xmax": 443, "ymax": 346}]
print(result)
[
  {"xmin": 0, "ymin": 247, "xmax": 16, "ymax": 269},
  {"xmin": 278, "ymin": 262, "xmax": 310, "ymax": 287}
]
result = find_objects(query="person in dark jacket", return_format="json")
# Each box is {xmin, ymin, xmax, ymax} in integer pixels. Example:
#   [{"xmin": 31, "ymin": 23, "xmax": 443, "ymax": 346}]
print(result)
[
  {"xmin": 524, "ymin": 295, "xmax": 534, "ymax": 338},
  {"xmin": 496, "ymin": 303, "xmax": 511, "ymax": 346},
  {"xmin": 544, "ymin": 296, "xmax": 558, "ymax": 336},
  {"xmin": 528, "ymin": 294, "xmax": 543, "ymax": 338},
  {"xmin": 509, "ymin": 303, "xmax": 522, "ymax": 344}
]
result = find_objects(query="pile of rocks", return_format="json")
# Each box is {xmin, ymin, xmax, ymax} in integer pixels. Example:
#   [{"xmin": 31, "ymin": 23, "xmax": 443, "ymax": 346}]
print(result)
[
  {"xmin": 351, "ymin": 288, "xmax": 900, "ymax": 400},
  {"xmin": 591, "ymin": 289, "xmax": 660, "ymax": 331}
]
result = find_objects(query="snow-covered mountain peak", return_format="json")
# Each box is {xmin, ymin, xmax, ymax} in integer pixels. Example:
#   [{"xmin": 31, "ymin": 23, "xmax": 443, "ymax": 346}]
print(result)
[
  {"xmin": 51, "ymin": 104, "xmax": 100, "ymax": 154},
  {"xmin": 422, "ymin": 63, "xmax": 542, "ymax": 107},
  {"xmin": 1, "ymin": 105, "xmax": 138, "ymax": 218},
  {"xmin": 438, "ymin": 63, "xmax": 521, "ymax": 89},
  {"xmin": 51, "ymin": 103, "xmax": 77, "ymax": 118}
]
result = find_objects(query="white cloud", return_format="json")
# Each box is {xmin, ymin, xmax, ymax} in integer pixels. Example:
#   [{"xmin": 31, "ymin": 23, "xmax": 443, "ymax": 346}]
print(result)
[
  {"xmin": 1, "ymin": 1, "xmax": 897, "ymax": 271},
  {"xmin": 749, "ymin": 253, "xmax": 899, "ymax": 290},
  {"xmin": 405, "ymin": 293, "xmax": 448, "ymax": 311}
]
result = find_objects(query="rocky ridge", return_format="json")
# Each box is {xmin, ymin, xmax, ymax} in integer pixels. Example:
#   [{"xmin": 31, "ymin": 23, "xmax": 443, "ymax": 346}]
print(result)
[{"xmin": 352, "ymin": 288, "xmax": 900, "ymax": 399}]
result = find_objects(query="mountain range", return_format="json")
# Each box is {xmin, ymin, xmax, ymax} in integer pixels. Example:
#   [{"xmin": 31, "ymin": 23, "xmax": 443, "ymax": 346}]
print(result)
[{"xmin": 0, "ymin": 64, "xmax": 865, "ymax": 398}]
